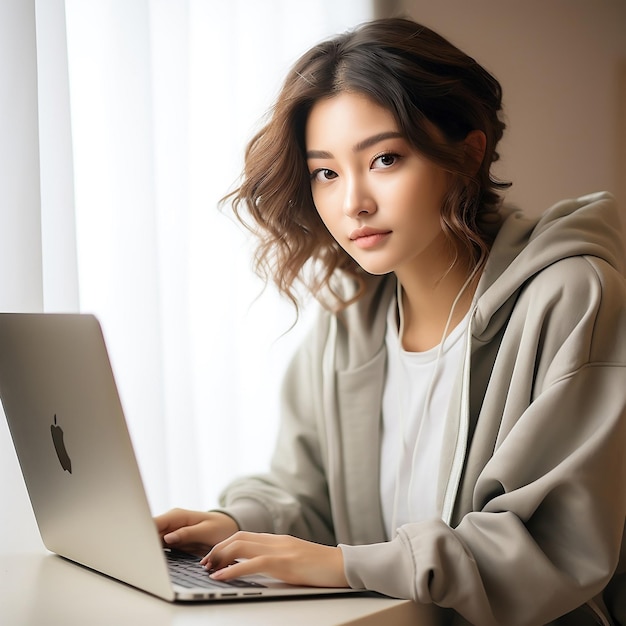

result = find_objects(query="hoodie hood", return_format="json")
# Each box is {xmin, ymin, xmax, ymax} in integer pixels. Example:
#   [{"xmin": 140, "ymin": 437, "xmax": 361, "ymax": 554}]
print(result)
[{"xmin": 473, "ymin": 191, "xmax": 623, "ymax": 339}]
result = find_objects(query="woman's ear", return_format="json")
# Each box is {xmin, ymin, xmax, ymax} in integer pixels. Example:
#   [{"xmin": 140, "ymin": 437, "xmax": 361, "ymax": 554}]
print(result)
[{"xmin": 463, "ymin": 130, "xmax": 487, "ymax": 176}]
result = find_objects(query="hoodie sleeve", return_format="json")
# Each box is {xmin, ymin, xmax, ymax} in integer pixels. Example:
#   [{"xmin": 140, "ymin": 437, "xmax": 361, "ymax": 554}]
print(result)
[{"xmin": 342, "ymin": 253, "xmax": 626, "ymax": 626}]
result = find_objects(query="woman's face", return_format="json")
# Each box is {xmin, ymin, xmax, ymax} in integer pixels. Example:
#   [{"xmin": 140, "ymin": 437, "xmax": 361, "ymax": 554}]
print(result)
[{"xmin": 305, "ymin": 92, "xmax": 453, "ymax": 280}]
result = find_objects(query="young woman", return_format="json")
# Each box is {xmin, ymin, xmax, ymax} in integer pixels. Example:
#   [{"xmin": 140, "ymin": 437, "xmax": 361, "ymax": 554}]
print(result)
[{"xmin": 155, "ymin": 18, "xmax": 626, "ymax": 625}]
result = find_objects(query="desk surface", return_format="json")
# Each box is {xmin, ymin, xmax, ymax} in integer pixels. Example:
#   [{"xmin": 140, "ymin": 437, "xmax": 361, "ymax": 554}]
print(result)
[{"xmin": 0, "ymin": 551, "xmax": 444, "ymax": 626}]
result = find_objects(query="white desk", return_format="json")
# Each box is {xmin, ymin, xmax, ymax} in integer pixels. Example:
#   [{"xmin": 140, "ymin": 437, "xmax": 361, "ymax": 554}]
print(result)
[{"xmin": 0, "ymin": 551, "xmax": 445, "ymax": 626}]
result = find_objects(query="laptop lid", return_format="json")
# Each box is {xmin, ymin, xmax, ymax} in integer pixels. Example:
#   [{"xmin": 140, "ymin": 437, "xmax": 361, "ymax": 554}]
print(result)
[
  {"xmin": 0, "ymin": 313, "xmax": 359, "ymax": 602},
  {"xmin": 0, "ymin": 313, "xmax": 177, "ymax": 600}
]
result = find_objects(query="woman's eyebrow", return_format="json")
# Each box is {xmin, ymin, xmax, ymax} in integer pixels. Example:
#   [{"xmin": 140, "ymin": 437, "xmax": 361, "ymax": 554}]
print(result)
[
  {"xmin": 306, "ymin": 131, "xmax": 404, "ymax": 160},
  {"xmin": 353, "ymin": 131, "xmax": 403, "ymax": 152},
  {"xmin": 306, "ymin": 149, "xmax": 333, "ymax": 159}
]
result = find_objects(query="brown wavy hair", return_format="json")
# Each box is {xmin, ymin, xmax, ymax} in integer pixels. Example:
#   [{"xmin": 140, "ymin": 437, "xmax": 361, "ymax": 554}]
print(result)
[{"xmin": 223, "ymin": 17, "xmax": 510, "ymax": 310}]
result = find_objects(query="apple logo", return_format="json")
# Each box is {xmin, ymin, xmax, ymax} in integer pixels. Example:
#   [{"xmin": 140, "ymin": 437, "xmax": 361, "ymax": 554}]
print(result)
[{"xmin": 50, "ymin": 414, "xmax": 72, "ymax": 474}]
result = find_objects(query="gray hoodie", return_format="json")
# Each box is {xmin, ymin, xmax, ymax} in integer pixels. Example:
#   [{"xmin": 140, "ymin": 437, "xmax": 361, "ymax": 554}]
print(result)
[{"xmin": 218, "ymin": 192, "xmax": 626, "ymax": 625}]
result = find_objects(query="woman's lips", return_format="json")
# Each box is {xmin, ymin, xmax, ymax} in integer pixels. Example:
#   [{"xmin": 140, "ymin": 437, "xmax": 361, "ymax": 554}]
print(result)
[{"xmin": 349, "ymin": 227, "xmax": 392, "ymax": 249}]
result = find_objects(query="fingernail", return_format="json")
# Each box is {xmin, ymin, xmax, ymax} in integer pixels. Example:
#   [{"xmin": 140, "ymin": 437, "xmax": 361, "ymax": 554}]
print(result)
[
  {"xmin": 164, "ymin": 532, "xmax": 179, "ymax": 544},
  {"xmin": 210, "ymin": 569, "xmax": 224, "ymax": 579}
]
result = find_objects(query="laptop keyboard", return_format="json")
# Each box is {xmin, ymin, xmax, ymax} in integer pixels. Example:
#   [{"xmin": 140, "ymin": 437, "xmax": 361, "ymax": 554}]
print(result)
[{"xmin": 165, "ymin": 548, "xmax": 266, "ymax": 590}]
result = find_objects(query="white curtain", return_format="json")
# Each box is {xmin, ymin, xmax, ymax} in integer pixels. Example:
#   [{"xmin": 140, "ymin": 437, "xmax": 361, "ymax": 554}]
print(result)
[
  {"xmin": 31, "ymin": 0, "xmax": 373, "ymax": 515},
  {"xmin": 0, "ymin": 0, "xmax": 49, "ymax": 551}
]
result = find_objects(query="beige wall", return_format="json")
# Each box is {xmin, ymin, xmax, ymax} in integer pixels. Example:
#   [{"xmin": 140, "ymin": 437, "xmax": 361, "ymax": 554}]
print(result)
[{"xmin": 375, "ymin": 0, "xmax": 626, "ymax": 231}]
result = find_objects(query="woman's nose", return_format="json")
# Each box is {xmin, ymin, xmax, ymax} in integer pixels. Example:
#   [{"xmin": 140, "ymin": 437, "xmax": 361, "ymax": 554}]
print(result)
[{"xmin": 343, "ymin": 177, "xmax": 376, "ymax": 218}]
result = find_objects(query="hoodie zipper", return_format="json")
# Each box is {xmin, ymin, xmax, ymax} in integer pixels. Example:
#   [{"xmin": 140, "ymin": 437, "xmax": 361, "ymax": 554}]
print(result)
[{"xmin": 442, "ymin": 305, "xmax": 477, "ymax": 524}]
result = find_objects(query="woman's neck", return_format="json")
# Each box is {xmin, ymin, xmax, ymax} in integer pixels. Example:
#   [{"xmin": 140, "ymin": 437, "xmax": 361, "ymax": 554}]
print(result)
[{"xmin": 396, "ymin": 255, "xmax": 479, "ymax": 353}]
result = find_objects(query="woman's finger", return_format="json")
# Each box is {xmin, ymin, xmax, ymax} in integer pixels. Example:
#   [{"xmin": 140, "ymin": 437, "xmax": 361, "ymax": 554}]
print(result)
[
  {"xmin": 203, "ymin": 534, "xmax": 273, "ymax": 568},
  {"xmin": 209, "ymin": 556, "xmax": 276, "ymax": 581},
  {"xmin": 155, "ymin": 510, "xmax": 239, "ymax": 555}
]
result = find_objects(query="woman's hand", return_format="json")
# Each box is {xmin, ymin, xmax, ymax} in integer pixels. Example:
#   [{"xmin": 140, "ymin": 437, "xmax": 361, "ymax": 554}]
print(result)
[
  {"xmin": 154, "ymin": 508, "xmax": 239, "ymax": 556},
  {"xmin": 200, "ymin": 531, "xmax": 349, "ymax": 588}
]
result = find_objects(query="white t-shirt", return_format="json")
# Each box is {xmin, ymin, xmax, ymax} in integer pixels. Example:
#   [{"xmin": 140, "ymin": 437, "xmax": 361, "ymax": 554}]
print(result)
[{"xmin": 380, "ymin": 291, "xmax": 469, "ymax": 539}]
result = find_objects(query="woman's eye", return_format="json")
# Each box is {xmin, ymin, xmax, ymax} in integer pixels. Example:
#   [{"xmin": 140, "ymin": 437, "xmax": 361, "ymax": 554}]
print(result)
[
  {"xmin": 311, "ymin": 168, "xmax": 337, "ymax": 182},
  {"xmin": 372, "ymin": 153, "xmax": 399, "ymax": 169}
]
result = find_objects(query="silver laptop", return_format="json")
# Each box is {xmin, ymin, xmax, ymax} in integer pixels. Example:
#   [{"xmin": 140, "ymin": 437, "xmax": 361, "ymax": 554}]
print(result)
[{"xmin": 0, "ymin": 313, "xmax": 359, "ymax": 602}]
